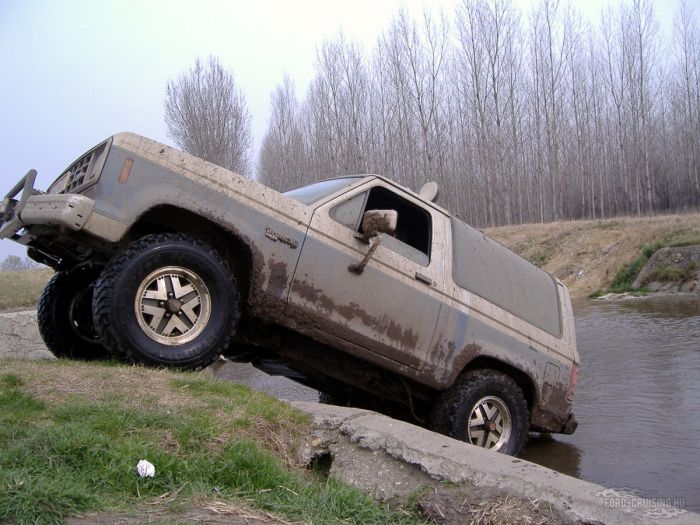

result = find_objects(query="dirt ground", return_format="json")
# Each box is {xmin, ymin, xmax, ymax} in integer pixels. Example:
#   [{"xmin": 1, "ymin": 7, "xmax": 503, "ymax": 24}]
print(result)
[
  {"xmin": 485, "ymin": 213, "xmax": 700, "ymax": 297},
  {"xmin": 67, "ymin": 499, "xmax": 300, "ymax": 525}
]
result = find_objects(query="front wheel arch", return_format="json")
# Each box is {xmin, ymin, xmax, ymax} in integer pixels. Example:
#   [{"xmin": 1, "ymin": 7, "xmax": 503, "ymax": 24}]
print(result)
[{"xmin": 123, "ymin": 205, "xmax": 255, "ymax": 306}]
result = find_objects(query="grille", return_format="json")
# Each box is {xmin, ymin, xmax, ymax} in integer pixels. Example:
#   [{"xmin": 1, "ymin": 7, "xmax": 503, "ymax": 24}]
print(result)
[{"xmin": 48, "ymin": 139, "xmax": 110, "ymax": 194}]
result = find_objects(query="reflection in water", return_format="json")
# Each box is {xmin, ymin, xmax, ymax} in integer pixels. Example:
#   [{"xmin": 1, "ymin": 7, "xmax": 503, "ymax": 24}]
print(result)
[
  {"xmin": 215, "ymin": 295, "xmax": 700, "ymax": 513},
  {"xmin": 520, "ymin": 434, "xmax": 582, "ymax": 478}
]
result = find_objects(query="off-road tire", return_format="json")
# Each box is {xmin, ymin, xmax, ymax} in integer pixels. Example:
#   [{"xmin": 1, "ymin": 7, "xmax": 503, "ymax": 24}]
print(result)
[
  {"xmin": 37, "ymin": 268, "xmax": 106, "ymax": 360},
  {"xmin": 429, "ymin": 369, "xmax": 529, "ymax": 456},
  {"xmin": 93, "ymin": 233, "xmax": 240, "ymax": 369}
]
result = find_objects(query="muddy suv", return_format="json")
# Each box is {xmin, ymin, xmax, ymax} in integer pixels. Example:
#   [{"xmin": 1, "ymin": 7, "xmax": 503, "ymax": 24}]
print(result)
[{"xmin": 0, "ymin": 133, "xmax": 579, "ymax": 454}]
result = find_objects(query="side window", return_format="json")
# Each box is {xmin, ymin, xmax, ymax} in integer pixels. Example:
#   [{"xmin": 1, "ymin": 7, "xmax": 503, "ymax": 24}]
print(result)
[
  {"xmin": 330, "ymin": 186, "xmax": 432, "ymax": 266},
  {"xmin": 329, "ymin": 191, "xmax": 368, "ymax": 230}
]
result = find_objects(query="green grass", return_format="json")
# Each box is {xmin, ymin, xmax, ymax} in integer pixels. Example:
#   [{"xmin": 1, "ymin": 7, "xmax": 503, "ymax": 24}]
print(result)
[
  {"xmin": 645, "ymin": 261, "xmax": 698, "ymax": 284},
  {"xmin": 609, "ymin": 254, "xmax": 649, "ymax": 293},
  {"xmin": 606, "ymin": 235, "xmax": 699, "ymax": 294},
  {"xmin": 0, "ymin": 363, "xmax": 423, "ymax": 525}
]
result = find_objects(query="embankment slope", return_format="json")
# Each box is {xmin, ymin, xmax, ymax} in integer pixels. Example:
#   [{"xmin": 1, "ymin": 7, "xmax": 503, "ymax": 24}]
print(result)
[{"xmin": 485, "ymin": 213, "xmax": 700, "ymax": 298}]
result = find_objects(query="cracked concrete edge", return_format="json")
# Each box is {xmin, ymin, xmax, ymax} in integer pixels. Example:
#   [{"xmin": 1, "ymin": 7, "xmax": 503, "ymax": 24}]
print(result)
[
  {"xmin": 0, "ymin": 310, "xmax": 54, "ymax": 361},
  {"xmin": 291, "ymin": 401, "xmax": 697, "ymax": 525}
]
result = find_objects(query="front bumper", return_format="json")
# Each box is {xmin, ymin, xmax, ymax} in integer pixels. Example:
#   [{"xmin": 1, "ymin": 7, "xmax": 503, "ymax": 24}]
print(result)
[{"xmin": 0, "ymin": 170, "xmax": 95, "ymax": 241}]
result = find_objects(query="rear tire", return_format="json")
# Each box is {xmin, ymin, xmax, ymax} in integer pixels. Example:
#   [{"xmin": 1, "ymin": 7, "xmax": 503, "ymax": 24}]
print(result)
[
  {"xmin": 429, "ymin": 369, "xmax": 529, "ymax": 456},
  {"xmin": 37, "ymin": 268, "xmax": 106, "ymax": 360},
  {"xmin": 93, "ymin": 233, "xmax": 240, "ymax": 370}
]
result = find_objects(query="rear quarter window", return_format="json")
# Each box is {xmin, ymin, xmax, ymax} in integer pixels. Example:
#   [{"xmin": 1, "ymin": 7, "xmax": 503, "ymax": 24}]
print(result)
[{"xmin": 451, "ymin": 217, "xmax": 562, "ymax": 337}]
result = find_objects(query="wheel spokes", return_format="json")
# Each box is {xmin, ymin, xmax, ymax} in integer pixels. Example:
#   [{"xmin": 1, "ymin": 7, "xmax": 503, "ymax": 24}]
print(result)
[
  {"xmin": 161, "ymin": 314, "xmax": 190, "ymax": 336},
  {"xmin": 135, "ymin": 267, "xmax": 211, "ymax": 345},
  {"xmin": 467, "ymin": 396, "xmax": 512, "ymax": 451},
  {"xmin": 143, "ymin": 276, "xmax": 168, "ymax": 300},
  {"xmin": 141, "ymin": 303, "xmax": 166, "ymax": 332},
  {"xmin": 171, "ymin": 277, "xmax": 195, "ymax": 299},
  {"xmin": 470, "ymin": 429, "xmax": 486, "ymax": 447},
  {"xmin": 180, "ymin": 295, "xmax": 201, "ymax": 325}
]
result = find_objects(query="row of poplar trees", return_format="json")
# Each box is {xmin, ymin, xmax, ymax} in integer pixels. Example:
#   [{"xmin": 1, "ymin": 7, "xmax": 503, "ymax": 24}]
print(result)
[{"xmin": 167, "ymin": 0, "xmax": 700, "ymax": 228}]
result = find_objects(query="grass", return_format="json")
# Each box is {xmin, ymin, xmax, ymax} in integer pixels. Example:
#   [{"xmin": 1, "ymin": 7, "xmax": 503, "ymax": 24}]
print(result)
[
  {"xmin": 608, "ymin": 253, "xmax": 650, "ymax": 293},
  {"xmin": 487, "ymin": 213, "xmax": 700, "ymax": 297},
  {"xmin": 0, "ymin": 361, "xmax": 424, "ymax": 525},
  {"xmin": 0, "ymin": 268, "xmax": 53, "ymax": 311},
  {"xmin": 590, "ymin": 231, "xmax": 700, "ymax": 297},
  {"xmin": 644, "ymin": 261, "xmax": 698, "ymax": 284}
]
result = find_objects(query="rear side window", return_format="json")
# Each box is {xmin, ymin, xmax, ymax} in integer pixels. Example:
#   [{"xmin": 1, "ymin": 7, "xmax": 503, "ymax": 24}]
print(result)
[{"xmin": 451, "ymin": 217, "xmax": 561, "ymax": 337}]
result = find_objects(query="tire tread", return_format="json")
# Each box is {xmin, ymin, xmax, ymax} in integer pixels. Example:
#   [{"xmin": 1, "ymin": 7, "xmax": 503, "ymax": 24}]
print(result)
[
  {"xmin": 93, "ymin": 233, "xmax": 240, "ymax": 369},
  {"xmin": 429, "ymin": 369, "xmax": 530, "ymax": 455}
]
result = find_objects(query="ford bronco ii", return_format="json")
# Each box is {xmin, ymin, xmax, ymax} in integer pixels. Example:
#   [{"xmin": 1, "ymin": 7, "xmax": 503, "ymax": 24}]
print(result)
[{"xmin": 0, "ymin": 133, "xmax": 579, "ymax": 454}]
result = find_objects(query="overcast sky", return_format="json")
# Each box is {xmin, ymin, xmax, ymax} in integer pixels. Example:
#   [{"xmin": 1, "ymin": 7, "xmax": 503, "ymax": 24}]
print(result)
[{"xmin": 0, "ymin": 0, "xmax": 693, "ymax": 260}]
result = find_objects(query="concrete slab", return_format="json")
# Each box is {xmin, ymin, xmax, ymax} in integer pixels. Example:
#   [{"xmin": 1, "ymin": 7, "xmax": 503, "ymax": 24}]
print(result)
[
  {"xmin": 0, "ymin": 310, "xmax": 53, "ymax": 360},
  {"xmin": 292, "ymin": 401, "xmax": 697, "ymax": 525}
]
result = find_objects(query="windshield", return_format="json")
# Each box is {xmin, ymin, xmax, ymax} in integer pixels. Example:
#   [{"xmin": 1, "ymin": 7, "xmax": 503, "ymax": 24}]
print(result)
[{"xmin": 284, "ymin": 177, "xmax": 362, "ymax": 205}]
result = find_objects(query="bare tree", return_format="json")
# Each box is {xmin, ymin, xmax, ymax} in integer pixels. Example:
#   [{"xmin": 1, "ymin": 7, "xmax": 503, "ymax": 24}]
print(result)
[
  {"xmin": 257, "ymin": 1, "xmax": 699, "ymax": 226},
  {"xmin": 165, "ymin": 56, "xmax": 253, "ymax": 176},
  {"xmin": 257, "ymin": 75, "xmax": 306, "ymax": 190},
  {"xmin": 673, "ymin": 0, "xmax": 700, "ymax": 204},
  {"xmin": 0, "ymin": 255, "xmax": 39, "ymax": 271}
]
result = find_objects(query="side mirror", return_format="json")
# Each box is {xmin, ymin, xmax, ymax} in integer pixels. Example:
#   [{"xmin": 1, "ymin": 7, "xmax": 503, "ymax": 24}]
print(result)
[
  {"xmin": 360, "ymin": 209, "xmax": 397, "ymax": 239},
  {"xmin": 349, "ymin": 209, "xmax": 398, "ymax": 275}
]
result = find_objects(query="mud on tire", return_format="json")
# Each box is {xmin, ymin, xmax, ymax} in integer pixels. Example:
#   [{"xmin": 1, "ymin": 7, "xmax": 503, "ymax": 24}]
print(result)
[
  {"xmin": 92, "ymin": 233, "xmax": 240, "ymax": 369},
  {"xmin": 37, "ymin": 268, "xmax": 106, "ymax": 360},
  {"xmin": 429, "ymin": 369, "xmax": 529, "ymax": 456}
]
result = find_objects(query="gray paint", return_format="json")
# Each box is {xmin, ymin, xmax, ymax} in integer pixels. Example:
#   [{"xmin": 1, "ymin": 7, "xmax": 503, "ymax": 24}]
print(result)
[{"xmin": 451, "ymin": 216, "xmax": 562, "ymax": 337}]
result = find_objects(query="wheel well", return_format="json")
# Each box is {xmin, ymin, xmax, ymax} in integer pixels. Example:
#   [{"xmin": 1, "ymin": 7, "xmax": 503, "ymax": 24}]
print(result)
[
  {"xmin": 124, "ymin": 205, "xmax": 254, "ymax": 304},
  {"xmin": 463, "ymin": 357, "xmax": 536, "ymax": 412}
]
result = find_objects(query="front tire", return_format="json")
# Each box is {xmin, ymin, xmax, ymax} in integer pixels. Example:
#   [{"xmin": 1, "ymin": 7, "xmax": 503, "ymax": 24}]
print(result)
[
  {"xmin": 37, "ymin": 268, "xmax": 106, "ymax": 360},
  {"xmin": 93, "ymin": 233, "xmax": 240, "ymax": 369},
  {"xmin": 429, "ymin": 369, "xmax": 529, "ymax": 456}
]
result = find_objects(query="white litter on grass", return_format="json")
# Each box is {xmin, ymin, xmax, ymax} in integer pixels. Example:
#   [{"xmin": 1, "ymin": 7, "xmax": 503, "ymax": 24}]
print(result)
[{"xmin": 136, "ymin": 459, "xmax": 155, "ymax": 478}]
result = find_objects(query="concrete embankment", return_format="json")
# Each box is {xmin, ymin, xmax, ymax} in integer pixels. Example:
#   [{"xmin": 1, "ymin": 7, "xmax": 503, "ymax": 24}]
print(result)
[
  {"xmin": 292, "ymin": 401, "xmax": 695, "ymax": 525},
  {"xmin": 0, "ymin": 310, "xmax": 53, "ymax": 360},
  {"xmin": 2, "ymin": 311, "xmax": 696, "ymax": 524}
]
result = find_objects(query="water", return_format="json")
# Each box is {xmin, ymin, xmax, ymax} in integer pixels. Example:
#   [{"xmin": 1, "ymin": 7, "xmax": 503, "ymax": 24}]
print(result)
[
  {"xmin": 216, "ymin": 295, "xmax": 700, "ymax": 512},
  {"xmin": 521, "ymin": 295, "xmax": 700, "ymax": 512}
]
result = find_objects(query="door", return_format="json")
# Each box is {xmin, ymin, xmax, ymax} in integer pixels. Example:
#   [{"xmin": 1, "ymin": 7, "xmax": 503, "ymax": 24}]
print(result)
[{"xmin": 286, "ymin": 181, "xmax": 444, "ymax": 368}]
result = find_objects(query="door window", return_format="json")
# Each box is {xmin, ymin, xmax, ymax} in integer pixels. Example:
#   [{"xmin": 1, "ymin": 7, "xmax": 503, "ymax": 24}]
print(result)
[{"xmin": 330, "ymin": 186, "xmax": 432, "ymax": 265}]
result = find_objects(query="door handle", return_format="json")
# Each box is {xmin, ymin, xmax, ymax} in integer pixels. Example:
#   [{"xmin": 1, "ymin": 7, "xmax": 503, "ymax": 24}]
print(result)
[{"xmin": 415, "ymin": 272, "xmax": 432, "ymax": 286}]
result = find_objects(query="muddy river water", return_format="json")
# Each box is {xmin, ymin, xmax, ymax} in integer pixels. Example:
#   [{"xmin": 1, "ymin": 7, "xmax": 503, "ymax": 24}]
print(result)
[{"xmin": 216, "ymin": 295, "xmax": 700, "ymax": 512}]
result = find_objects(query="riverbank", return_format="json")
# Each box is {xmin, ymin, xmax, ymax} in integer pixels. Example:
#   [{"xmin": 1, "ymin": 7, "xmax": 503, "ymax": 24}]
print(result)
[
  {"xmin": 3, "ymin": 358, "xmax": 695, "ymax": 525},
  {"xmin": 0, "ymin": 359, "xmax": 419, "ymax": 525},
  {"xmin": 0, "ymin": 268, "xmax": 52, "ymax": 312},
  {"xmin": 485, "ymin": 213, "xmax": 700, "ymax": 298}
]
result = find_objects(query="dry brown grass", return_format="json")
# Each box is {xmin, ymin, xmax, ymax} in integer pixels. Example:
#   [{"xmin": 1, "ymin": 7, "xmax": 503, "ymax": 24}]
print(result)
[
  {"xmin": 6, "ymin": 359, "xmax": 199, "ymax": 410},
  {"xmin": 466, "ymin": 495, "xmax": 560, "ymax": 525},
  {"xmin": 0, "ymin": 268, "xmax": 53, "ymax": 311},
  {"xmin": 485, "ymin": 213, "xmax": 700, "ymax": 297},
  {"xmin": 68, "ymin": 497, "xmax": 301, "ymax": 524},
  {"xmin": 417, "ymin": 487, "xmax": 563, "ymax": 525}
]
